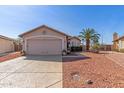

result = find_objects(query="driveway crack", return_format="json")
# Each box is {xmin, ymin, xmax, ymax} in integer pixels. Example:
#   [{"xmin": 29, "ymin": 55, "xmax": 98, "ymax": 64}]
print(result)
[{"xmin": 45, "ymin": 80, "xmax": 62, "ymax": 88}]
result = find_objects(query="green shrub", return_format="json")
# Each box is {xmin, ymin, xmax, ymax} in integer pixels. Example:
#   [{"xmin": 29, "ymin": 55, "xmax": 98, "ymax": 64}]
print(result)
[
  {"xmin": 91, "ymin": 43, "xmax": 100, "ymax": 51},
  {"xmin": 92, "ymin": 43, "xmax": 100, "ymax": 50},
  {"xmin": 112, "ymin": 48, "xmax": 119, "ymax": 52},
  {"xmin": 71, "ymin": 46, "xmax": 82, "ymax": 52}
]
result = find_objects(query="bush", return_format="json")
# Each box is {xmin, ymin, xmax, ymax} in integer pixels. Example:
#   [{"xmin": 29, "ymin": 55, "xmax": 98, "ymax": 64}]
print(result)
[
  {"xmin": 112, "ymin": 48, "xmax": 119, "ymax": 52},
  {"xmin": 71, "ymin": 46, "xmax": 82, "ymax": 52},
  {"xmin": 120, "ymin": 49, "xmax": 124, "ymax": 53},
  {"xmin": 91, "ymin": 43, "xmax": 100, "ymax": 53},
  {"xmin": 92, "ymin": 43, "xmax": 100, "ymax": 50}
]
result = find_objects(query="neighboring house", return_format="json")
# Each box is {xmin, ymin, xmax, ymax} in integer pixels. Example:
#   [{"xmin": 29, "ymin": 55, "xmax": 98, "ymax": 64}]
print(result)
[
  {"xmin": 19, "ymin": 25, "xmax": 81, "ymax": 55},
  {"xmin": 0, "ymin": 35, "xmax": 14, "ymax": 54},
  {"xmin": 68, "ymin": 36, "xmax": 81, "ymax": 47},
  {"xmin": 113, "ymin": 32, "xmax": 124, "ymax": 51}
]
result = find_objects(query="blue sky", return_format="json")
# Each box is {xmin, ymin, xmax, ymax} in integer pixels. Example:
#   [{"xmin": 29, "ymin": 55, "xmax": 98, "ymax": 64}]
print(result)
[{"xmin": 0, "ymin": 5, "xmax": 124, "ymax": 44}]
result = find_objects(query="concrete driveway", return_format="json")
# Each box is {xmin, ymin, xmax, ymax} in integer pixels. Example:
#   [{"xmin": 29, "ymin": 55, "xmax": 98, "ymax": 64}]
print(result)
[{"xmin": 0, "ymin": 55, "xmax": 62, "ymax": 88}]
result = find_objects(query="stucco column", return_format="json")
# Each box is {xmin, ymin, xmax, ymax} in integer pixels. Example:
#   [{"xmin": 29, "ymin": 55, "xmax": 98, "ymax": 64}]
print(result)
[{"xmin": 24, "ymin": 39, "xmax": 27, "ymax": 52}]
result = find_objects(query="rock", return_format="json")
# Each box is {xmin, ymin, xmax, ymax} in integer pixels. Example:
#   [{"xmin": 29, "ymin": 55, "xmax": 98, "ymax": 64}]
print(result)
[
  {"xmin": 86, "ymin": 80, "xmax": 93, "ymax": 84},
  {"xmin": 72, "ymin": 74, "xmax": 80, "ymax": 81},
  {"xmin": 71, "ymin": 72, "xmax": 80, "ymax": 81}
]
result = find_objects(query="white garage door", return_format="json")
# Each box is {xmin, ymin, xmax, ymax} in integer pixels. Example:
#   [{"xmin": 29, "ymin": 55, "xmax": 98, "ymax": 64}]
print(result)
[{"xmin": 27, "ymin": 39, "xmax": 62, "ymax": 55}]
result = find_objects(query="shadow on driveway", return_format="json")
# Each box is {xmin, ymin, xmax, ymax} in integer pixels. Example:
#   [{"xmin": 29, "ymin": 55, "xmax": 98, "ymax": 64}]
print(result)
[
  {"xmin": 62, "ymin": 53, "xmax": 91, "ymax": 62},
  {"xmin": 23, "ymin": 53, "xmax": 90, "ymax": 62},
  {"xmin": 23, "ymin": 55, "xmax": 62, "ymax": 62}
]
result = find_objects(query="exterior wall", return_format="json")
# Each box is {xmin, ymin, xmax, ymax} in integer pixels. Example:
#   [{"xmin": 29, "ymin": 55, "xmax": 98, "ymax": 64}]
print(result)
[
  {"xmin": 69, "ymin": 38, "xmax": 81, "ymax": 47},
  {"xmin": 22, "ymin": 26, "xmax": 67, "ymax": 52},
  {"xmin": 121, "ymin": 40, "xmax": 124, "ymax": 48},
  {"xmin": 119, "ymin": 38, "xmax": 124, "ymax": 50},
  {"xmin": 113, "ymin": 39, "xmax": 124, "ymax": 51},
  {"xmin": 0, "ymin": 38, "xmax": 14, "ymax": 53}
]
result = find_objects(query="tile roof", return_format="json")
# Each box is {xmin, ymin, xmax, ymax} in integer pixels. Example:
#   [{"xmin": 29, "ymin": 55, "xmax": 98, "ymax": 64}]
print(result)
[{"xmin": 113, "ymin": 35, "xmax": 124, "ymax": 42}]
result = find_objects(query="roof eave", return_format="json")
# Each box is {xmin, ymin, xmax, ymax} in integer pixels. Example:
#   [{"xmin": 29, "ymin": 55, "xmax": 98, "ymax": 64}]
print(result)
[
  {"xmin": 0, "ymin": 35, "xmax": 14, "ymax": 41},
  {"xmin": 19, "ymin": 25, "xmax": 70, "ymax": 37}
]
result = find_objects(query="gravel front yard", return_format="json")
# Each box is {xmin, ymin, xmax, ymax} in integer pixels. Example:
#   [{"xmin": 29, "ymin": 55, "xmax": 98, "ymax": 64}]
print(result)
[{"xmin": 63, "ymin": 52, "xmax": 124, "ymax": 88}]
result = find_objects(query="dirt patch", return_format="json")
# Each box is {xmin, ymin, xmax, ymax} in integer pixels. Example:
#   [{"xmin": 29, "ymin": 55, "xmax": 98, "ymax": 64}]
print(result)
[
  {"xmin": 0, "ymin": 52, "xmax": 22, "ymax": 62},
  {"xmin": 63, "ymin": 52, "xmax": 124, "ymax": 88}
]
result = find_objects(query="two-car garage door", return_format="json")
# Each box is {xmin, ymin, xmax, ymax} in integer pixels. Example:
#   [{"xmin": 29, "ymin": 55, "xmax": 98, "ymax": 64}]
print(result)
[{"xmin": 27, "ymin": 39, "xmax": 62, "ymax": 55}]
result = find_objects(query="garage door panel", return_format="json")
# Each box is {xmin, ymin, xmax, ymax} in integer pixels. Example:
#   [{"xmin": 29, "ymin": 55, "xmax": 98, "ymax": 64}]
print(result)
[{"xmin": 27, "ymin": 39, "xmax": 62, "ymax": 55}]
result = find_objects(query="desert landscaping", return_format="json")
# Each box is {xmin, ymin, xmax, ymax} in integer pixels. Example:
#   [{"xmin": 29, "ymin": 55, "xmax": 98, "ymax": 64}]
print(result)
[{"xmin": 63, "ymin": 52, "xmax": 124, "ymax": 88}]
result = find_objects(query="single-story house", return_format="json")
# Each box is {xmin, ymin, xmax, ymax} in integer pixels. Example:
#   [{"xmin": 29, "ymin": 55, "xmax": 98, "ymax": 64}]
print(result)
[
  {"xmin": 19, "ymin": 25, "xmax": 81, "ymax": 55},
  {"xmin": 113, "ymin": 32, "xmax": 124, "ymax": 51},
  {"xmin": 0, "ymin": 35, "xmax": 14, "ymax": 54},
  {"xmin": 68, "ymin": 36, "xmax": 81, "ymax": 47}
]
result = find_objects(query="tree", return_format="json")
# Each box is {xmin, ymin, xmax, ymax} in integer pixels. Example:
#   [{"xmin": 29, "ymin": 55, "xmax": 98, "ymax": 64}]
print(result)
[
  {"xmin": 91, "ymin": 33, "xmax": 100, "ymax": 45},
  {"xmin": 79, "ymin": 28, "xmax": 100, "ymax": 51}
]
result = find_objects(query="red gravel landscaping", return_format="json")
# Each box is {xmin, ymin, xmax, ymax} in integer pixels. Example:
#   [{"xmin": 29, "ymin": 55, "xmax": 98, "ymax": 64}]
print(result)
[
  {"xmin": 63, "ymin": 52, "xmax": 124, "ymax": 88},
  {"xmin": 0, "ymin": 52, "xmax": 22, "ymax": 62}
]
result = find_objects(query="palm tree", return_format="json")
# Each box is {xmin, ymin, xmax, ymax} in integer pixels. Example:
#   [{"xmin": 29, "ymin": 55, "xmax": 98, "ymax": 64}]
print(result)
[
  {"xmin": 79, "ymin": 28, "xmax": 100, "ymax": 51},
  {"xmin": 91, "ymin": 33, "xmax": 100, "ymax": 45}
]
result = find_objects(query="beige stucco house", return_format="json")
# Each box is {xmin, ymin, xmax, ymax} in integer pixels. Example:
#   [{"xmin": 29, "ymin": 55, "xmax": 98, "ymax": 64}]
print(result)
[
  {"xmin": 0, "ymin": 35, "xmax": 14, "ymax": 54},
  {"xmin": 19, "ymin": 25, "xmax": 81, "ymax": 55},
  {"xmin": 69, "ymin": 36, "xmax": 81, "ymax": 47},
  {"xmin": 113, "ymin": 32, "xmax": 124, "ymax": 51}
]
